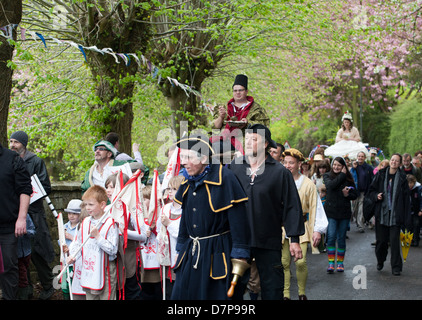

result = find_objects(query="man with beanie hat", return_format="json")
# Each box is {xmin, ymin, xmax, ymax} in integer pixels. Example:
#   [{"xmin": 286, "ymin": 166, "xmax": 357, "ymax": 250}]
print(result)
[
  {"xmin": 212, "ymin": 74, "xmax": 270, "ymax": 156},
  {"xmin": 10, "ymin": 131, "xmax": 29, "ymax": 151},
  {"xmin": 9, "ymin": 130, "xmax": 56, "ymax": 299}
]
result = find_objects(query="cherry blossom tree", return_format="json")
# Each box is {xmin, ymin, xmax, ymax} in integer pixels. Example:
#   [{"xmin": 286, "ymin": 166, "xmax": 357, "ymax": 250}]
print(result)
[{"xmin": 292, "ymin": 1, "xmax": 422, "ymax": 125}]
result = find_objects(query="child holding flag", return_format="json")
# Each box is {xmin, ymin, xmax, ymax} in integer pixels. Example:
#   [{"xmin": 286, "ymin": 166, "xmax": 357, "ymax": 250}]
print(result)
[
  {"xmin": 105, "ymin": 172, "xmax": 147, "ymax": 300},
  {"xmin": 67, "ymin": 185, "xmax": 119, "ymax": 300},
  {"xmin": 60, "ymin": 199, "xmax": 82, "ymax": 300}
]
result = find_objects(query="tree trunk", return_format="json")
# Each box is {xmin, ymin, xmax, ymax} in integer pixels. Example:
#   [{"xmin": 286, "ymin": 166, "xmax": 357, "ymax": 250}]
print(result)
[
  {"xmin": 0, "ymin": 0, "xmax": 22, "ymax": 146},
  {"xmin": 159, "ymin": 55, "xmax": 219, "ymax": 135},
  {"xmin": 88, "ymin": 55, "xmax": 137, "ymax": 155},
  {"xmin": 77, "ymin": 2, "xmax": 152, "ymax": 155},
  {"xmin": 166, "ymin": 85, "xmax": 202, "ymax": 134}
]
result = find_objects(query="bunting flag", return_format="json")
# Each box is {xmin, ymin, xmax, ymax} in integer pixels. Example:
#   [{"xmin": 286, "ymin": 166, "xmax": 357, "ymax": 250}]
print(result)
[
  {"xmin": 0, "ymin": 23, "xmax": 201, "ymax": 97},
  {"xmin": 161, "ymin": 146, "xmax": 181, "ymax": 194},
  {"xmin": 0, "ymin": 23, "xmax": 18, "ymax": 39}
]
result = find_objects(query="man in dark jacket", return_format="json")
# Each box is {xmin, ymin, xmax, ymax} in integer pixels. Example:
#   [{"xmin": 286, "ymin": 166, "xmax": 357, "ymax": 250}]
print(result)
[
  {"xmin": 229, "ymin": 124, "xmax": 304, "ymax": 300},
  {"xmin": 9, "ymin": 131, "xmax": 55, "ymax": 299},
  {"xmin": 368, "ymin": 154, "xmax": 411, "ymax": 275},
  {"xmin": 171, "ymin": 134, "xmax": 250, "ymax": 300},
  {"xmin": 353, "ymin": 151, "xmax": 374, "ymax": 232},
  {"xmin": 402, "ymin": 153, "xmax": 422, "ymax": 183},
  {"xmin": 0, "ymin": 143, "xmax": 32, "ymax": 299}
]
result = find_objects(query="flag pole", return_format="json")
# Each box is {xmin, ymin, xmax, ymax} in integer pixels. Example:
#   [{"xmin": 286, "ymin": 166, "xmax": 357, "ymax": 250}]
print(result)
[{"xmin": 163, "ymin": 265, "xmax": 166, "ymax": 300}]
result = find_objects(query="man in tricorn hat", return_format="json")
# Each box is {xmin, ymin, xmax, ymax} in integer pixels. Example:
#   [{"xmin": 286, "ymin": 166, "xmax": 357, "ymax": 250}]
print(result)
[
  {"xmin": 229, "ymin": 124, "xmax": 305, "ymax": 300},
  {"xmin": 211, "ymin": 74, "xmax": 270, "ymax": 156},
  {"xmin": 170, "ymin": 134, "xmax": 251, "ymax": 300}
]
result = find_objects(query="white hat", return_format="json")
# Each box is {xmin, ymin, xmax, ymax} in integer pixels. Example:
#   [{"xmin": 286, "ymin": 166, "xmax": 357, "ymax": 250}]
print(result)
[
  {"xmin": 341, "ymin": 110, "xmax": 353, "ymax": 122},
  {"xmin": 64, "ymin": 199, "xmax": 82, "ymax": 214}
]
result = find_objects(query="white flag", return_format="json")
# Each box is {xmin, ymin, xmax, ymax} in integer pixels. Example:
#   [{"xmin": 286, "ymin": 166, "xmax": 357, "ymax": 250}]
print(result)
[
  {"xmin": 161, "ymin": 146, "xmax": 181, "ymax": 193},
  {"xmin": 109, "ymin": 169, "xmax": 145, "ymax": 234},
  {"xmin": 148, "ymin": 169, "xmax": 163, "ymax": 227}
]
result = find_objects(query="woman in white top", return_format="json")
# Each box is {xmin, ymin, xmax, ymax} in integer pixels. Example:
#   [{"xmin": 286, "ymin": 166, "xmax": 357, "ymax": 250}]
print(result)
[{"xmin": 325, "ymin": 111, "xmax": 369, "ymax": 160}]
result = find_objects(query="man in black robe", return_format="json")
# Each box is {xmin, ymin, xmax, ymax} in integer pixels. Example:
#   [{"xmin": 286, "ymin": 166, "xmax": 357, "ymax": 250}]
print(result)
[
  {"xmin": 229, "ymin": 124, "xmax": 305, "ymax": 300},
  {"xmin": 171, "ymin": 134, "xmax": 250, "ymax": 300}
]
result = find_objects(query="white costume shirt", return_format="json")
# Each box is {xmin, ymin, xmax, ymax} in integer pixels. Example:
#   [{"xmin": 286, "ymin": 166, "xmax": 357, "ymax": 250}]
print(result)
[{"xmin": 69, "ymin": 214, "xmax": 119, "ymax": 291}]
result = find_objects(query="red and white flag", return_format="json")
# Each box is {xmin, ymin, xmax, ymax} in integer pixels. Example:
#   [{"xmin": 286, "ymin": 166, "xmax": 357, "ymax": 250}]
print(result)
[
  {"xmin": 109, "ymin": 169, "xmax": 145, "ymax": 249},
  {"xmin": 148, "ymin": 169, "xmax": 163, "ymax": 228},
  {"xmin": 161, "ymin": 147, "xmax": 181, "ymax": 194}
]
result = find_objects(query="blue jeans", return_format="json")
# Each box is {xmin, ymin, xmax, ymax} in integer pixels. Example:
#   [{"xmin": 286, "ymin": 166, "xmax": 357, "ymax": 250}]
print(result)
[{"xmin": 326, "ymin": 218, "xmax": 349, "ymax": 249}]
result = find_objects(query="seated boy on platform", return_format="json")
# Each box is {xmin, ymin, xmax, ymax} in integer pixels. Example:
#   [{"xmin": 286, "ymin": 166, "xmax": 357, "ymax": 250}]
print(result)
[{"xmin": 67, "ymin": 185, "xmax": 119, "ymax": 300}]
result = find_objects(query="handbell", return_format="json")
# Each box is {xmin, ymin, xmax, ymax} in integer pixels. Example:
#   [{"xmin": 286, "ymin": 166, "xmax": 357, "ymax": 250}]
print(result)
[{"xmin": 227, "ymin": 258, "xmax": 251, "ymax": 298}]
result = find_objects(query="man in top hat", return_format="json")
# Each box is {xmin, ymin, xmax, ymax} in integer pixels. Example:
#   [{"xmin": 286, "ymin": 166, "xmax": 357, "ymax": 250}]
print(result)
[
  {"xmin": 170, "ymin": 134, "xmax": 251, "ymax": 300},
  {"xmin": 211, "ymin": 74, "xmax": 270, "ymax": 155},
  {"xmin": 9, "ymin": 130, "xmax": 56, "ymax": 299},
  {"xmin": 81, "ymin": 140, "xmax": 133, "ymax": 194},
  {"xmin": 229, "ymin": 124, "xmax": 305, "ymax": 300}
]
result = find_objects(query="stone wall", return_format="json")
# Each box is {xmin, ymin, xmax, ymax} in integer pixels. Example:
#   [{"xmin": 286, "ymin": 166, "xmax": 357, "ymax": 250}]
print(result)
[{"xmin": 43, "ymin": 181, "xmax": 82, "ymax": 215}]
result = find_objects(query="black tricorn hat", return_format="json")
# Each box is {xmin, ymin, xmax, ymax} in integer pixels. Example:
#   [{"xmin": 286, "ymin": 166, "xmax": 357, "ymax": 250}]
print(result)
[
  {"xmin": 233, "ymin": 74, "xmax": 248, "ymax": 90},
  {"xmin": 246, "ymin": 124, "xmax": 277, "ymax": 149},
  {"xmin": 176, "ymin": 134, "xmax": 215, "ymax": 157}
]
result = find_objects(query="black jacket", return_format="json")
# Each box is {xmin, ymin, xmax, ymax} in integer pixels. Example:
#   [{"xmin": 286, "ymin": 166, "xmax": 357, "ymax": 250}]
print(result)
[
  {"xmin": 0, "ymin": 144, "xmax": 32, "ymax": 234},
  {"xmin": 356, "ymin": 162, "xmax": 374, "ymax": 194},
  {"xmin": 368, "ymin": 167, "xmax": 411, "ymax": 229},
  {"xmin": 229, "ymin": 155, "xmax": 305, "ymax": 250},
  {"xmin": 22, "ymin": 150, "xmax": 55, "ymax": 263},
  {"xmin": 323, "ymin": 172, "xmax": 358, "ymax": 220},
  {"xmin": 172, "ymin": 164, "xmax": 250, "ymax": 299}
]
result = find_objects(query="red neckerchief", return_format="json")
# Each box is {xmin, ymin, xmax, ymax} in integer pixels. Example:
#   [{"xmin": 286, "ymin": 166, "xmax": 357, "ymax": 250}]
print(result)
[{"xmin": 225, "ymin": 96, "xmax": 254, "ymax": 132}]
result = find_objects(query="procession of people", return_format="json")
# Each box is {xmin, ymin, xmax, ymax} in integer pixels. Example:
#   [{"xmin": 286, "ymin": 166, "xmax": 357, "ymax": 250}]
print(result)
[{"xmin": 0, "ymin": 74, "xmax": 420, "ymax": 301}]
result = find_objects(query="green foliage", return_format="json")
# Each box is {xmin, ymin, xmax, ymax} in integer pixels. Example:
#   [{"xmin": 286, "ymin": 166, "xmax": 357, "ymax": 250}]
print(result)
[
  {"xmin": 388, "ymin": 97, "xmax": 422, "ymax": 156},
  {"xmin": 9, "ymin": 43, "xmax": 95, "ymax": 181},
  {"xmin": 269, "ymin": 113, "xmax": 338, "ymax": 157},
  {"xmin": 6, "ymin": 0, "xmax": 419, "ymax": 183},
  {"xmin": 362, "ymin": 107, "xmax": 391, "ymax": 156}
]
